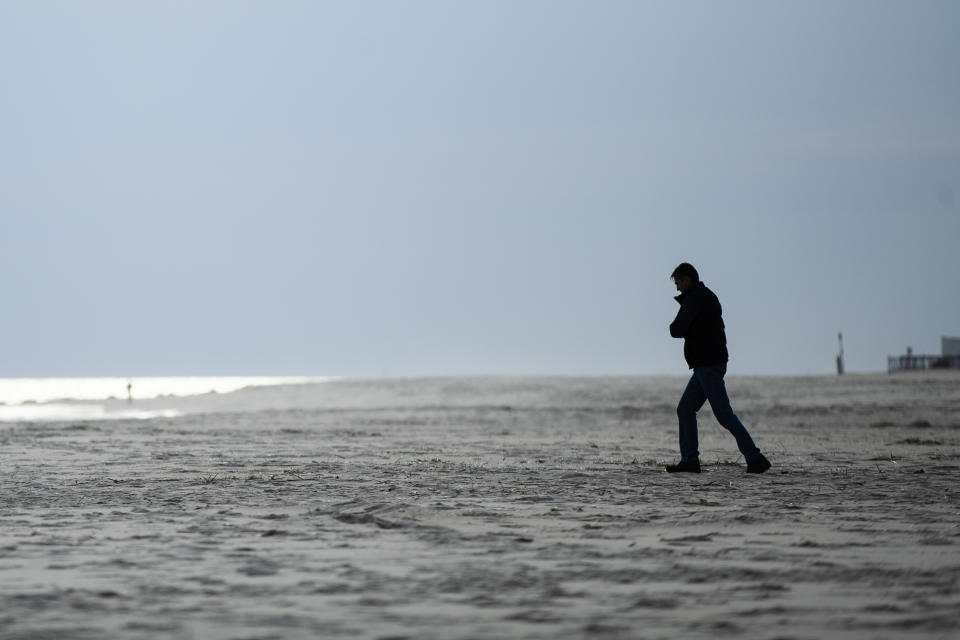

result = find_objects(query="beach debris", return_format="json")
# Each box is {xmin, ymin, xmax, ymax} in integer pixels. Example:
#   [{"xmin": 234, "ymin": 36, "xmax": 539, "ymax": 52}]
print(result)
[{"xmin": 330, "ymin": 501, "xmax": 410, "ymax": 529}]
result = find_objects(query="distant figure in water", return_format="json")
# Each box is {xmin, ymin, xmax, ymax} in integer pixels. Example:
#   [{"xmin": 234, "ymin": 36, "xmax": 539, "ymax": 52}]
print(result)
[
  {"xmin": 126, "ymin": 380, "xmax": 133, "ymax": 404},
  {"xmin": 666, "ymin": 263, "xmax": 771, "ymax": 474}
]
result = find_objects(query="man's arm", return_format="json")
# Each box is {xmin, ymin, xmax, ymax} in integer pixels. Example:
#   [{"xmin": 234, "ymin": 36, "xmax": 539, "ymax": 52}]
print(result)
[{"xmin": 669, "ymin": 297, "xmax": 700, "ymax": 338}]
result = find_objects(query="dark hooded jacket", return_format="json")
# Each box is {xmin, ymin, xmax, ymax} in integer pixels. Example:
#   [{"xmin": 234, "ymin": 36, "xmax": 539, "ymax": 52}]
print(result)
[{"xmin": 670, "ymin": 281, "xmax": 729, "ymax": 369}]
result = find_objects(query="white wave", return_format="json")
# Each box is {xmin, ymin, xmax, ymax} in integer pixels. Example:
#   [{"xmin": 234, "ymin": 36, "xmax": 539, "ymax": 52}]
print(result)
[
  {"xmin": 0, "ymin": 376, "xmax": 331, "ymax": 406},
  {"xmin": 0, "ymin": 403, "xmax": 183, "ymax": 422}
]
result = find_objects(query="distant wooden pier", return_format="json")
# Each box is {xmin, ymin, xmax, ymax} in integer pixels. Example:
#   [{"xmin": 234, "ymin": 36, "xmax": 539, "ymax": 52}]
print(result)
[
  {"xmin": 888, "ymin": 354, "xmax": 960, "ymax": 372},
  {"xmin": 888, "ymin": 336, "xmax": 960, "ymax": 373}
]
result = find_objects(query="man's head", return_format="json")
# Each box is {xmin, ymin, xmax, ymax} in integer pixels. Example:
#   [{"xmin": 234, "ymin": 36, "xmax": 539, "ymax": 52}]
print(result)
[{"xmin": 671, "ymin": 262, "xmax": 699, "ymax": 293}]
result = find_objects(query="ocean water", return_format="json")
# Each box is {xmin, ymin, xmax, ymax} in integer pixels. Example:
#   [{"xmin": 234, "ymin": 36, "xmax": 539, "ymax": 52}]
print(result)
[
  {"xmin": 1, "ymin": 373, "xmax": 958, "ymax": 639},
  {"xmin": 0, "ymin": 376, "xmax": 328, "ymax": 422}
]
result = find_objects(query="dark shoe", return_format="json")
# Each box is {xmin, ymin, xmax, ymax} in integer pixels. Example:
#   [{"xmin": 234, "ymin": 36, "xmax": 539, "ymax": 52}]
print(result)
[
  {"xmin": 746, "ymin": 454, "xmax": 771, "ymax": 474},
  {"xmin": 665, "ymin": 459, "xmax": 701, "ymax": 473}
]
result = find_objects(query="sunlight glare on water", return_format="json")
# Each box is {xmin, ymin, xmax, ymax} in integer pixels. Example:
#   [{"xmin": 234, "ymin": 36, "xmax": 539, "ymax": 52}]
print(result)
[
  {"xmin": 0, "ymin": 376, "xmax": 329, "ymax": 405},
  {"xmin": 0, "ymin": 404, "xmax": 184, "ymax": 422},
  {"xmin": 0, "ymin": 376, "xmax": 332, "ymax": 422}
]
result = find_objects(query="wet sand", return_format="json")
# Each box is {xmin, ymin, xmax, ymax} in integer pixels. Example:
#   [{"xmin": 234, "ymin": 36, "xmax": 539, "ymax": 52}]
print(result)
[{"xmin": 1, "ymin": 373, "xmax": 958, "ymax": 639}]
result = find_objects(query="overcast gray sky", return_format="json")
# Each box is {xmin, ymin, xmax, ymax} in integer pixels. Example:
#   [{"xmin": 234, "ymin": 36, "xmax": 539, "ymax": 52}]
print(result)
[{"xmin": 1, "ymin": 1, "xmax": 958, "ymax": 378}]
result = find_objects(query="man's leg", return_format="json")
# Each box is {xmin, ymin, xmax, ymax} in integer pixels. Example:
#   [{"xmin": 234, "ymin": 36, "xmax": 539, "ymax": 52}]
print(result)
[
  {"xmin": 696, "ymin": 364, "xmax": 762, "ymax": 463},
  {"xmin": 676, "ymin": 372, "xmax": 707, "ymax": 461}
]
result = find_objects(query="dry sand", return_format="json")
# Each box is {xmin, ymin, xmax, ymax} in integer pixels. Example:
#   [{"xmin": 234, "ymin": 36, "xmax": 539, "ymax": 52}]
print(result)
[{"xmin": 1, "ymin": 373, "xmax": 958, "ymax": 639}]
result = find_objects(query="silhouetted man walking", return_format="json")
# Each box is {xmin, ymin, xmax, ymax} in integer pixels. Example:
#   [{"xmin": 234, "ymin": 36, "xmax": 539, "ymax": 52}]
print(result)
[{"xmin": 666, "ymin": 263, "xmax": 771, "ymax": 474}]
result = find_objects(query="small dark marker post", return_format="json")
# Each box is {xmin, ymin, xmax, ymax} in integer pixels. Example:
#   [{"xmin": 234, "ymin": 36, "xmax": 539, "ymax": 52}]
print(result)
[{"xmin": 836, "ymin": 332, "xmax": 845, "ymax": 376}]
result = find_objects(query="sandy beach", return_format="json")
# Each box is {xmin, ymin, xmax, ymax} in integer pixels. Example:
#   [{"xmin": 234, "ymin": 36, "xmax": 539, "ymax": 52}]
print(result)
[{"xmin": 1, "ymin": 372, "xmax": 958, "ymax": 639}]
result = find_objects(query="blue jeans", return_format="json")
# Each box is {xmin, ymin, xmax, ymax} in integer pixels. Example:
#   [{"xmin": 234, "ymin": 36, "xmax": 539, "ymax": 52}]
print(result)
[{"xmin": 677, "ymin": 363, "xmax": 762, "ymax": 463}]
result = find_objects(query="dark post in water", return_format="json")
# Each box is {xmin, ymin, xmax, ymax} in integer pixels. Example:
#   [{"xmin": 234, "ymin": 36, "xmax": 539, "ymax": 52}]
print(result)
[{"xmin": 836, "ymin": 332, "xmax": 845, "ymax": 375}]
